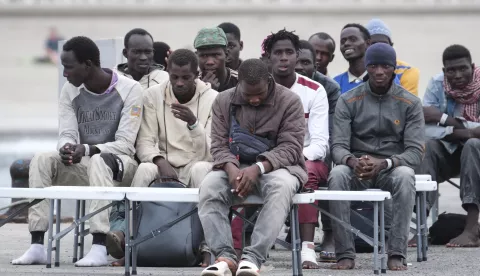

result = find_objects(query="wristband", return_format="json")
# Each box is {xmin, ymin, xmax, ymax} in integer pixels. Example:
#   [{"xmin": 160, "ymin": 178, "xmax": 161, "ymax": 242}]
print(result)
[
  {"xmin": 439, "ymin": 114, "xmax": 448, "ymax": 126},
  {"xmin": 255, "ymin": 162, "xmax": 265, "ymax": 175},
  {"xmin": 84, "ymin": 144, "xmax": 90, "ymax": 156},
  {"xmin": 188, "ymin": 119, "xmax": 199, "ymax": 130},
  {"xmin": 386, "ymin": 158, "xmax": 393, "ymax": 170}
]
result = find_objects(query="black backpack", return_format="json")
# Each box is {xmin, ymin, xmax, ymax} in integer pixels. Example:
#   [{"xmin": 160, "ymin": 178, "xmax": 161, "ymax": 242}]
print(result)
[
  {"xmin": 134, "ymin": 180, "xmax": 204, "ymax": 267},
  {"xmin": 429, "ymin": 212, "xmax": 467, "ymax": 245}
]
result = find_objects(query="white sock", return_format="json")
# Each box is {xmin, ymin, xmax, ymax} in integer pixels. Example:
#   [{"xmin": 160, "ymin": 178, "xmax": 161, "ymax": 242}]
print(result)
[
  {"xmin": 11, "ymin": 244, "xmax": 47, "ymax": 265},
  {"xmin": 74, "ymin": 244, "xmax": 108, "ymax": 267},
  {"xmin": 301, "ymin": 241, "xmax": 318, "ymax": 264}
]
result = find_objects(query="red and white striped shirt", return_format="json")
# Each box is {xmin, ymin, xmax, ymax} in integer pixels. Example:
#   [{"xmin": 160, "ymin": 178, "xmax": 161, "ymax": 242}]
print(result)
[{"xmin": 289, "ymin": 73, "xmax": 329, "ymax": 161}]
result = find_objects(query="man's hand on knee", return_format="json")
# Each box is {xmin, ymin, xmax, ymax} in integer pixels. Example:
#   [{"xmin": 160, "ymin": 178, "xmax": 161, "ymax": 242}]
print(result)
[
  {"xmin": 236, "ymin": 165, "xmax": 260, "ymax": 198},
  {"xmin": 59, "ymin": 143, "xmax": 85, "ymax": 165},
  {"xmin": 153, "ymin": 156, "xmax": 178, "ymax": 181},
  {"xmin": 358, "ymin": 155, "xmax": 387, "ymax": 180}
]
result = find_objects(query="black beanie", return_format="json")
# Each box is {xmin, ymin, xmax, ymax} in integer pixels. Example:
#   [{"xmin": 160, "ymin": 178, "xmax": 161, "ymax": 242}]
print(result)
[{"xmin": 365, "ymin": 43, "xmax": 396, "ymax": 68}]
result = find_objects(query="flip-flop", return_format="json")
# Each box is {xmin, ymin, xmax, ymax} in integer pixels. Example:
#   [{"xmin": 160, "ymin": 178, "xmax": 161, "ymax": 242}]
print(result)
[
  {"xmin": 201, "ymin": 261, "xmax": 233, "ymax": 276},
  {"xmin": 319, "ymin": 251, "xmax": 336, "ymax": 263},
  {"xmin": 236, "ymin": 260, "xmax": 260, "ymax": 276}
]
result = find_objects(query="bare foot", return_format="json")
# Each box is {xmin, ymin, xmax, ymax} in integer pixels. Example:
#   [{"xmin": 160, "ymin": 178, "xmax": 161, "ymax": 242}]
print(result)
[
  {"xmin": 407, "ymin": 236, "xmax": 417, "ymax": 247},
  {"xmin": 302, "ymin": 260, "xmax": 320, "ymax": 269},
  {"xmin": 200, "ymin": 252, "xmax": 212, "ymax": 267},
  {"xmin": 387, "ymin": 256, "xmax": 407, "ymax": 271},
  {"xmin": 110, "ymin": 257, "xmax": 125, "ymax": 267},
  {"xmin": 330, "ymin": 258, "xmax": 355, "ymax": 270},
  {"xmin": 216, "ymin": 257, "xmax": 238, "ymax": 274},
  {"xmin": 446, "ymin": 228, "xmax": 480, "ymax": 248}
]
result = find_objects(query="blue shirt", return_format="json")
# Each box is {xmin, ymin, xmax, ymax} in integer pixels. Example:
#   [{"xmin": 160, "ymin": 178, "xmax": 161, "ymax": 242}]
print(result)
[
  {"xmin": 334, "ymin": 70, "xmax": 401, "ymax": 94},
  {"xmin": 423, "ymin": 72, "xmax": 480, "ymax": 153}
]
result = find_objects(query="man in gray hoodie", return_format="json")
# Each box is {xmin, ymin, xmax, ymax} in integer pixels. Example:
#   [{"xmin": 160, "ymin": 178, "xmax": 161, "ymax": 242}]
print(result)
[{"xmin": 329, "ymin": 43, "xmax": 425, "ymax": 271}]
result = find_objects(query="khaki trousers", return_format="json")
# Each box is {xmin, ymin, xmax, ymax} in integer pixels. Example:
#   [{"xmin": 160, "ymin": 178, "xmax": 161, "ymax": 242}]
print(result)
[
  {"xmin": 131, "ymin": 161, "xmax": 213, "ymax": 188},
  {"xmin": 28, "ymin": 151, "xmax": 137, "ymax": 234}
]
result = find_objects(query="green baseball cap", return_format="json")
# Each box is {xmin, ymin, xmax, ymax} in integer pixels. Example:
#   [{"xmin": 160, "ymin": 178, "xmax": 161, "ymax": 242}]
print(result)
[{"xmin": 194, "ymin": 27, "xmax": 227, "ymax": 49}]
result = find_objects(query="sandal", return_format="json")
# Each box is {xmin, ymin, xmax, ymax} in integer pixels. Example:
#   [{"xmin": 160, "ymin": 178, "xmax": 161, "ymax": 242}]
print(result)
[
  {"xmin": 319, "ymin": 251, "xmax": 336, "ymax": 263},
  {"xmin": 236, "ymin": 260, "xmax": 260, "ymax": 276},
  {"xmin": 201, "ymin": 257, "xmax": 237, "ymax": 276}
]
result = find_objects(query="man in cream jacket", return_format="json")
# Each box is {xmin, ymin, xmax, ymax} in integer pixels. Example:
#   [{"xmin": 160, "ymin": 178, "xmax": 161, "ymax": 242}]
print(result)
[{"xmin": 134, "ymin": 48, "xmax": 217, "ymax": 187}]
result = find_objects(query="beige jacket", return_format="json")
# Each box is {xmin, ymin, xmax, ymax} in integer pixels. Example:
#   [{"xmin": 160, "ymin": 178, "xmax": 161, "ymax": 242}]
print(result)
[
  {"xmin": 136, "ymin": 79, "xmax": 218, "ymax": 167},
  {"xmin": 114, "ymin": 63, "xmax": 169, "ymax": 89}
]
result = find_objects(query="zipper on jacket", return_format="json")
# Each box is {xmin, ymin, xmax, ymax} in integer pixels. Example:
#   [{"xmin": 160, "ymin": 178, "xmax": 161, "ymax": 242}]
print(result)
[{"xmin": 376, "ymin": 97, "xmax": 382, "ymax": 151}]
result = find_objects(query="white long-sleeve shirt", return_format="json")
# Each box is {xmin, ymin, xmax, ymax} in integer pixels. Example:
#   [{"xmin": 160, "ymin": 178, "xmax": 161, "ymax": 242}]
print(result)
[{"xmin": 289, "ymin": 73, "xmax": 329, "ymax": 161}]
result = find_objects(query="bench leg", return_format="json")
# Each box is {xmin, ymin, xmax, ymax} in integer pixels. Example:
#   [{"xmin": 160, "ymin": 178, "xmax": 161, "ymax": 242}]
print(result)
[
  {"xmin": 415, "ymin": 193, "xmax": 423, "ymax": 262},
  {"xmin": 290, "ymin": 204, "xmax": 302, "ymax": 276},
  {"xmin": 373, "ymin": 202, "xmax": 379, "ymax": 275},
  {"xmin": 46, "ymin": 199, "xmax": 54, "ymax": 268},
  {"xmin": 132, "ymin": 201, "xmax": 138, "ymax": 275},
  {"xmin": 79, "ymin": 200, "xmax": 85, "ymax": 259},
  {"xmin": 124, "ymin": 199, "xmax": 131, "ymax": 276},
  {"xmin": 421, "ymin": 192, "xmax": 428, "ymax": 261},
  {"xmin": 431, "ymin": 191, "xmax": 439, "ymax": 224},
  {"xmin": 380, "ymin": 201, "xmax": 386, "ymax": 273},
  {"xmin": 72, "ymin": 200, "xmax": 80, "ymax": 263},
  {"xmin": 55, "ymin": 199, "xmax": 61, "ymax": 267}
]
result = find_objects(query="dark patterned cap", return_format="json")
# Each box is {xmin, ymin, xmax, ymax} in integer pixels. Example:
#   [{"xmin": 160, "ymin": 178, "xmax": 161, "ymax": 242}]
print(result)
[{"xmin": 194, "ymin": 27, "xmax": 227, "ymax": 49}]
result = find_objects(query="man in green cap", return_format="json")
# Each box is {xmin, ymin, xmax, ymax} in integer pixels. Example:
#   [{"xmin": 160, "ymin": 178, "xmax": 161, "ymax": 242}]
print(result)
[{"xmin": 194, "ymin": 27, "xmax": 238, "ymax": 92}]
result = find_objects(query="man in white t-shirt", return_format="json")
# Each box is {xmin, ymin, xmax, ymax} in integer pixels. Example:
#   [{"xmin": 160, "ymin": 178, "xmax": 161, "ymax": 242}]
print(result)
[{"xmin": 263, "ymin": 29, "xmax": 330, "ymax": 269}]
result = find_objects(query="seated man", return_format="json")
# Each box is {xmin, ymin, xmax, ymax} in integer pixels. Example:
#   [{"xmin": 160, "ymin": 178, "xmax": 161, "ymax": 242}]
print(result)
[
  {"xmin": 115, "ymin": 28, "xmax": 169, "ymax": 87},
  {"xmin": 296, "ymin": 39, "xmax": 340, "ymax": 263},
  {"xmin": 365, "ymin": 19, "xmax": 420, "ymax": 96},
  {"xmin": 416, "ymin": 44, "xmax": 480, "ymax": 247},
  {"xmin": 108, "ymin": 27, "xmax": 170, "ymax": 263},
  {"xmin": 108, "ymin": 49, "xmax": 218, "ymax": 266},
  {"xmin": 263, "ymin": 30, "xmax": 330, "ymax": 269},
  {"xmin": 194, "ymin": 27, "xmax": 238, "ymax": 92},
  {"xmin": 199, "ymin": 59, "xmax": 307, "ymax": 275},
  {"xmin": 12, "ymin": 36, "xmax": 142, "ymax": 267},
  {"xmin": 329, "ymin": 43, "xmax": 424, "ymax": 271}
]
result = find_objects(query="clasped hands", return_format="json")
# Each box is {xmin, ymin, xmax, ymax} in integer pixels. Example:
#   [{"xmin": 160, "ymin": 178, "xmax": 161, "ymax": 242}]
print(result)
[{"xmin": 348, "ymin": 155, "xmax": 388, "ymax": 180}]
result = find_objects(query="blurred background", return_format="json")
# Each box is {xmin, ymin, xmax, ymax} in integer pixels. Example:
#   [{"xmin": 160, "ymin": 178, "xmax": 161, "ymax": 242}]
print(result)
[{"xmin": 1, "ymin": 0, "xmax": 480, "ymax": 207}]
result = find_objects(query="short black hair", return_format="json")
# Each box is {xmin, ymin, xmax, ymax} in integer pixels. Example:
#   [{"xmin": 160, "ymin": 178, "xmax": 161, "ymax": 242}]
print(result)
[
  {"xmin": 153, "ymin": 41, "xmax": 170, "ymax": 67},
  {"xmin": 238, "ymin": 58, "xmax": 270, "ymax": 85},
  {"xmin": 167, "ymin": 49, "xmax": 198, "ymax": 73},
  {"xmin": 124, "ymin": 28, "xmax": 153, "ymax": 48},
  {"xmin": 63, "ymin": 36, "xmax": 100, "ymax": 67},
  {"xmin": 443, "ymin": 44, "xmax": 472, "ymax": 64},
  {"xmin": 262, "ymin": 28, "xmax": 300, "ymax": 55},
  {"xmin": 218, "ymin": 22, "xmax": 241, "ymax": 41},
  {"xmin": 309, "ymin": 32, "xmax": 336, "ymax": 53},
  {"xmin": 342, "ymin": 23, "xmax": 371, "ymax": 41},
  {"xmin": 299, "ymin": 40, "xmax": 316, "ymax": 63}
]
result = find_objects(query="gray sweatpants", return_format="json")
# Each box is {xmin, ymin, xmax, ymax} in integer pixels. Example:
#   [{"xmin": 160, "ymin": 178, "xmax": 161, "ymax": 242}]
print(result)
[
  {"xmin": 416, "ymin": 139, "xmax": 480, "ymax": 211},
  {"xmin": 198, "ymin": 168, "xmax": 299, "ymax": 268},
  {"xmin": 28, "ymin": 151, "xmax": 137, "ymax": 234},
  {"xmin": 328, "ymin": 165, "xmax": 415, "ymax": 261}
]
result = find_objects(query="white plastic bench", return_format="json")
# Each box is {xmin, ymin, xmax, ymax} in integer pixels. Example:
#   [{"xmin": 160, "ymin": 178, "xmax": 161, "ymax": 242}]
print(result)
[
  {"xmin": 125, "ymin": 187, "xmax": 315, "ymax": 276},
  {"xmin": 311, "ymin": 189, "xmax": 391, "ymax": 274},
  {"xmin": 0, "ymin": 186, "xmax": 126, "ymax": 268}
]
